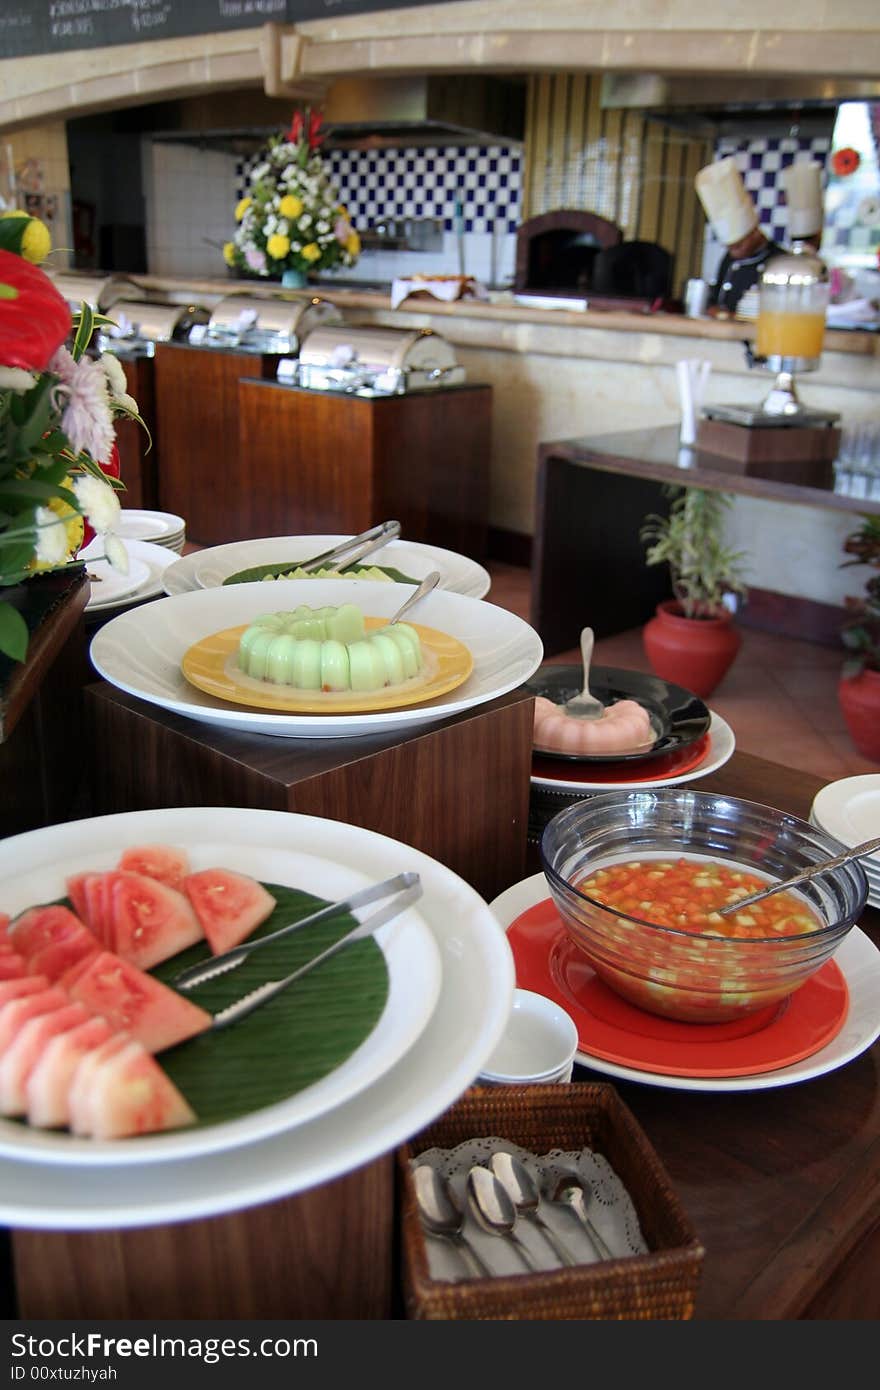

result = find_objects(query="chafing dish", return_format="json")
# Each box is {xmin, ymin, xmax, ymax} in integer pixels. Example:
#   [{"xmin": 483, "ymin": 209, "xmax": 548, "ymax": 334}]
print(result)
[
  {"xmin": 292, "ymin": 325, "xmax": 465, "ymax": 395},
  {"xmin": 203, "ymin": 294, "xmax": 343, "ymax": 354},
  {"xmin": 95, "ymin": 301, "xmax": 211, "ymax": 358}
]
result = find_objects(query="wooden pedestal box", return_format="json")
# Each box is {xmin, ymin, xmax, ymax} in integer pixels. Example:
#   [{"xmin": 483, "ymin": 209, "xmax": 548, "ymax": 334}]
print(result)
[
  {"xmin": 83, "ymin": 682, "xmax": 534, "ymax": 907},
  {"xmin": 153, "ymin": 343, "xmax": 280, "ymax": 546},
  {"xmin": 236, "ymin": 380, "xmax": 491, "ymax": 561},
  {"xmin": 696, "ymin": 416, "xmax": 839, "ymax": 487}
]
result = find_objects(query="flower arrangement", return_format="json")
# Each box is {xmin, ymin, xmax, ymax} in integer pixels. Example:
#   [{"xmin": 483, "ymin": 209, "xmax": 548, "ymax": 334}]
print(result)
[
  {"xmin": 840, "ymin": 512, "xmax": 880, "ymax": 677},
  {"xmin": 640, "ymin": 486, "xmax": 749, "ymax": 618},
  {"xmin": 0, "ymin": 212, "xmax": 142, "ymax": 663},
  {"xmin": 222, "ymin": 107, "xmax": 360, "ymax": 282},
  {"xmin": 830, "ymin": 147, "xmax": 861, "ymax": 179}
]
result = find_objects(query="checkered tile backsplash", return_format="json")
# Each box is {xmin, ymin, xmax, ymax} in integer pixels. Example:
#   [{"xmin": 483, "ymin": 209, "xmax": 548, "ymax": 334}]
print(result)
[{"xmin": 236, "ymin": 143, "xmax": 523, "ymax": 234}]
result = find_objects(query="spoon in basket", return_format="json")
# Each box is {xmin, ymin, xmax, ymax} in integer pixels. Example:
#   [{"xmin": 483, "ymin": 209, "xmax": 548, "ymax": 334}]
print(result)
[
  {"xmin": 466, "ymin": 1166, "xmax": 539, "ymax": 1271},
  {"xmin": 552, "ymin": 1176, "xmax": 614, "ymax": 1261},
  {"xmin": 716, "ymin": 835, "xmax": 880, "ymax": 918},
  {"xmin": 412, "ymin": 1165, "xmax": 493, "ymax": 1280},
  {"xmin": 488, "ymin": 1152, "xmax": 577, "ymax": 1267},
  {"xmin": 561, "ymin": 627, "xmax": 606, "ymax": 720}
]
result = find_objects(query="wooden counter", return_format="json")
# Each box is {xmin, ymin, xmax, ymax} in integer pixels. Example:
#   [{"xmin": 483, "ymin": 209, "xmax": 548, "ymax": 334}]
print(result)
[
  {"xmin": 531, "ymin": 425, "xmax": 880, "ymax": 655},
  {"xmin": 115, "ymin": 355, "xmax": 158, "ymax": 511}
]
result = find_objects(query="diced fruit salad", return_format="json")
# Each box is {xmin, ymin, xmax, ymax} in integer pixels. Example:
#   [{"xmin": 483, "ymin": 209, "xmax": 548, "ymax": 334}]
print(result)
[
  {"xmin": 0, "ymin": 846, "xmax": 276, "ymax": 1140},
  {"xmin": 576, "ymin": 855, "xmax": 822, "ymax": 938}
]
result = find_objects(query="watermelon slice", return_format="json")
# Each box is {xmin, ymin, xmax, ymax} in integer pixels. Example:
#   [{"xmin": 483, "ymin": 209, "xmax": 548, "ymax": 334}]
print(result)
[
  {"xmin": 0, "ymin": 987, "xmax": 69, "ymax": 1052},
  {"xmin": 66, "ymin": 953, "xmax": 212, "ymax": 1053},
  {"xmin": 82, "ymin": 874, "xmax": 115, "ymax": 945},
  {"xmin": 183, "ymin": 868, "xmax": 276, "ymax": 955},
  {"xmin": 117, "ymin": 845, "xmax": 191, "ymax": 894},
  {"xmin": 26, "ymin": 1016, "xmax": 116, "ymax": 1129},
  {"xmin": 0, "ymin": 1002, "xmax": 91, "ymax": 1116},
  {"xmin": 69, "ymin": 1038, "xmax": 196, "ymax": 1139},
  {"xmin": 0, "ymin": 956, "xmax": 27, "ymax": 981},
  {"xmin": 0, "ymin": 914, "xmax": 9, "ymax": 945},
  {"xmin": 67, "ymin": 1035, "xmax": 132, "ymax": 1136},
  {"xmin": 9, "ymin": 905, "xmax": 95, "ymax": 958},
  {"xmin": 0, "ymin": 975, "xmax": 50, "ymax": 1007},
  {"xmin": 104, "ymin": 871, "xmax": 203, "ymax": 970}
]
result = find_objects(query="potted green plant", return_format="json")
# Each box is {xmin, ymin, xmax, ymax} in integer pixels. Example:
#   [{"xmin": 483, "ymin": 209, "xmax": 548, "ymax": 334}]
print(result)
[
  {"xmin": 639, "ymin": 486, "xmax": 749, "ymax": 697},
  {"xmin": 838, "ymin": 512, "xmax": 880, "ymax": 762}
]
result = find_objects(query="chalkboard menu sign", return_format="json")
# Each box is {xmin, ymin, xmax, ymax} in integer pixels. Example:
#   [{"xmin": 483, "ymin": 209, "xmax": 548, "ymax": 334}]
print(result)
[{"xmin": 0, "ymin": 1, "xmax": 448, "ymax": 59}]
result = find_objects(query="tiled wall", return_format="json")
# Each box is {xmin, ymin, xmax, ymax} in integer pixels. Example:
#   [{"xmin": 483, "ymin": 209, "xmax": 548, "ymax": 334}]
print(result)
[{"xmin": 144, "ymin": 141, "xmax": 241, "ymax": 278}]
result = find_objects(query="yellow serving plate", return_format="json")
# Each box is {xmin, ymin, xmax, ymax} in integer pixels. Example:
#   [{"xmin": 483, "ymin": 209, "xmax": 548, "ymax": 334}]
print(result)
[{"xmin": 181, "ymin": 616, "xmax": 474, "ymax": 714}]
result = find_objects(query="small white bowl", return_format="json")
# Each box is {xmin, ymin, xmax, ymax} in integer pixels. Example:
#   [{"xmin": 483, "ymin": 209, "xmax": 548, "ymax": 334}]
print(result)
[{"xmin": 478, "ymin": 988, "xmax": 579, "ymax": 1085}]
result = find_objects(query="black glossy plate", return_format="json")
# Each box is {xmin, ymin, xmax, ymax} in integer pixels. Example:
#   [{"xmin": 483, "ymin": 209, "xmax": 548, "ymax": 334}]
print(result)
[{"xmin": 526, "ymin": 664, "xmax": 711, "ymax": 764}]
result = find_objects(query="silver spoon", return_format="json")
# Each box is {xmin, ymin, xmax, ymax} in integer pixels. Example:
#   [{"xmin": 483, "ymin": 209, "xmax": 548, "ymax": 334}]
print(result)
[
  {"xmin": 489, "ymin": 1152, "xmax": 577, "ymax": 1267},
  {"xmin": 387, "ymin": 569, "xmax": 441, "ymax": 625},
  {"xmin": 562, "ymin": 626, "xmax": 606, "ymax": 719},
  {"xmin": 552, "ymin": 1176, "xmax": 614, "ymax": 1261},
  {"xmin": 466, "ymin": 1166, "xmax": 539, "ymax": 1271},
  {"xmin": 716, "ymin": 834, "xmax": 880, "ymax": 918},
  {"xmin": 412, "ymin": 1164, "xmax": 492, "ymax": 1280}
]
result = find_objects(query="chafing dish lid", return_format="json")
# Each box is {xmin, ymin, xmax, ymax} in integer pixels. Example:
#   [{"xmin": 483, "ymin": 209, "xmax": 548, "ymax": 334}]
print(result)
[
  {"xmin": 49, "ymin": 273, "xmax": 143, "ymax": 313},
  {"xmin": 102, "ymin": 301, "xmax": 210, "ymax": 342},
  {"xmin": 298, "ymin": 325, "xmax": 458, "ymax": 373},
  {"xmin": 208, "ymin": 295, "xmax": 343, "ymax": 338}
]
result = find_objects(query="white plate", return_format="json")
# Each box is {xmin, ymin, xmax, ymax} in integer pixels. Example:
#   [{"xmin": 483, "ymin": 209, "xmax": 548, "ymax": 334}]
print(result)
[
  {"xmin": 0, "ymin": 829, "xmax": 442, "ymax": 1167},
  {"xmin": 529, "ymin": 711, "xmax": 735, "ymax": 792},
  {"xmin": 162, "ymin": 534, "xmax": 491, "ymax": 599},
  {"xmin": 810, "ymin": 807, "xmax": 880, "ymax": 910},
  {"xmin": 811, "ymin": 777, "xmax": 880, "ymax": 859},
  {"xmin": 489, "ymin": 872, "xmax": 880, "ymax": 1093},
  {"xmin": 89, "ymin": 578, "xmax": 543, "ymax": 740},
  {"xmin": 81, "ymin": 539, "xmax": 178, "ymax": 613},
  {"xmin": 83, "ymin": 553, "xmax": 151, "ymax": 608},
  {"xmin": 0, "ymin": 808, "xmax": 513, "ymax": 1229},
  {"xmin": 117, "ymin": 509, "xmax": 185, "ymax": 545}
]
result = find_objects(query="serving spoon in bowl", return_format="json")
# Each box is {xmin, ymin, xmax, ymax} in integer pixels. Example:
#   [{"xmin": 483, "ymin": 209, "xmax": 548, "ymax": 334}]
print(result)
[
  {"xmin": 716, "ymin": 835, "xmax": 880, "ymax": 918},
  {"xmin": 387, "ymin": 569, "xmax": 441, "ymax": 625},
  {"xmin": 561, "ymin": 627, "xmax": 606, "ymax": 720}
]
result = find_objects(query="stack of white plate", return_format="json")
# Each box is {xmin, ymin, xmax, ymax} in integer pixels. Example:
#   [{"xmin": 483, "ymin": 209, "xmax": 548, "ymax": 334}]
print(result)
[
  {"xmin": 116, "ymin": 508, "xmax": 186, "ymax": 554},
  {"xmin": 810, "ymin": 774, "xmax": 880, "ymax": 910},
  {"xmin": 80, "ymin": 537, "xmax": 178, "ymax": 615}
]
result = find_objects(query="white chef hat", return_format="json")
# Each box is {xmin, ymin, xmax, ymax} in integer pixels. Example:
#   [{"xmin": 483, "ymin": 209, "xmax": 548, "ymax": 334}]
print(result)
[
  {"xmin": 781, "ymin": 161, "xmax": 824, "ymax": 240},
  {"xmin": 695, "ymin": 156, "xmax": 759, "ymax": 246}
]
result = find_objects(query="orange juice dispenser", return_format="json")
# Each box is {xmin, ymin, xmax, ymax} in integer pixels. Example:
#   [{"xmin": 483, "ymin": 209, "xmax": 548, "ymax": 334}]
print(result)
[{"xmin": 753, "ymin": 242, "xmax": 831, "ymax": 417}]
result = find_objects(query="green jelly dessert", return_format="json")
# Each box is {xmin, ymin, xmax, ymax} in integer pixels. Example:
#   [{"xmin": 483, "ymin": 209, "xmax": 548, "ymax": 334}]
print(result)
[{"xmin": 237, "ymin": 604, "xmax": 424, "ymax": 692}]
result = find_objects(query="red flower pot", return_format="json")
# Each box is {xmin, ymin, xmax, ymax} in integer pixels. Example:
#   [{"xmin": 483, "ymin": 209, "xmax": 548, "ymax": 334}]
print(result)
[
  {"xmin": 838, "ymin": 667, "xmax": 880, "ymax": 762},
  {"xmin": 642, "ymin": 600, "xmax": 741, "ymax": 699}
]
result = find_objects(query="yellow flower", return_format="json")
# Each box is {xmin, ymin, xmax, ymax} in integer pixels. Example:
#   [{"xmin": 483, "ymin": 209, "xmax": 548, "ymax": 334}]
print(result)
[
  {"xmin": 279, "ymin": 194, "xmax": 303, "ymax": 220},
  {"xmin": 337, "ymin": 205, "xmax": 348, "ymax": 217},
  {"xmin": 235, "ymin": 197, "xmax": 252, "ymax": 222},
  {"xmin": 301, "ymin": 242, "xmax": 321, "ymax": 263},
  {"xmin": 345, "ymin": 230, "xmax": 361, "ymax": 258},
  {"xmin": 222, "ymin": 241, "xmax": 237, "ymax": 266},
  {"xmin": 0, "ymin": 210, "xmax": 52, "ymax": 264},
  {"xmin": 28, "ymin": 482, "xmax": 84, "ymax": 571},
  {"xmin": 267, "ymin": 233, "xmax": 291, "ymax": 261}
]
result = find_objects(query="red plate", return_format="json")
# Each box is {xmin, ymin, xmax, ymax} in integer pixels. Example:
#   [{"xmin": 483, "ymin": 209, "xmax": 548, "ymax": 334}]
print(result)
[
  {"xmin": 532, "ymin": 733, "xmax": 710, "ymax": 785},
  {"xmin": 508, "ymin": 899, "xmax": 849, "ymax": 1078}
]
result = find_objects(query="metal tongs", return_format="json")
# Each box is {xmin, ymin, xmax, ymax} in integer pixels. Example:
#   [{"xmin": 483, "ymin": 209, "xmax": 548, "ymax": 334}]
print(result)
[
  {"xmin": 172, "ymin": 871, "xmax": 422, "ymax": 1031},
  {"xmin": 300, "ymin": 519, "xmax": 401, "ymax": 573}
]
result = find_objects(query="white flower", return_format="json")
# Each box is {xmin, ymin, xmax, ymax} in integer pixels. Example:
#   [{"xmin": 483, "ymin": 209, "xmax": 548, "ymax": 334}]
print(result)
[
  {"xmin": 316, "ymin": 220, "xmax": 330, "ymax": 234},
  {"xmin": 102, "ymin": 531, "xmax": 129, "ymax": 574},
  {"xmin": 98, "ymin": 352, "xmax": 127, "ymax": 398},
  {"xmin": 52, "ymin": 354, "xmax": 115, "ymax": 462},
  {"xmin": 34, "ymin": 508, "xmax": 69, "ymax": 565},
  {"xmin": 251, "ymin": 162, "xmax": 269, "ymax": 181},
  {"xmin": 300, "ymin": 214, "xmax": 312, "ymax": 229},
  {"xmin": 72, "ymin": 474, "xmax": 120, "ymax": 534},
  {"xmin": 276, "ymin": 219, "xmax": 289, "ymax": 236},
  {"xmin": 0, "ymin": 367, "xmax": 37, "ymax": 391},
  {"xmin": 114, "ymin": 392, "xmax": 139, "ymax": 415}
]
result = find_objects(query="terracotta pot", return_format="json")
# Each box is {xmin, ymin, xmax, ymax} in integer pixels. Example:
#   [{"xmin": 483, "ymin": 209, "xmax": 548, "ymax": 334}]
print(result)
[
  {"xmin": 642, "ymin": 599, "xmax": 741, "ymax": 699},
  {"xmin": 838, "ymin": 666, "xmax": 880, "ymax": 762}
]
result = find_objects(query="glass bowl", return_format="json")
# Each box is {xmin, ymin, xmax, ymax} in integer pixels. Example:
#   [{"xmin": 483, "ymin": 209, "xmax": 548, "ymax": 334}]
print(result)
[{"xmin": 540, "ymin": 790, "xmax": 868, "ymax": 1024}]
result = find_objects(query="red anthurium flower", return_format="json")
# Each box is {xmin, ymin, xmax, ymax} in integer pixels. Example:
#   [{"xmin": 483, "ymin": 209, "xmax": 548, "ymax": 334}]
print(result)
[
  {"xmin": 0, "ymin": 247, "xmax": 71, "ymax": 372},
  {"xmin": 308, "ymin": 109, "xmax": 324, "ymax": 149},
  {"xmin": 287, "ymin": 110, "xmax": 304, "ymax": 144},
  {"xmin": 831, "ymin": 146, "xmax": 861, "ymax": 178}
]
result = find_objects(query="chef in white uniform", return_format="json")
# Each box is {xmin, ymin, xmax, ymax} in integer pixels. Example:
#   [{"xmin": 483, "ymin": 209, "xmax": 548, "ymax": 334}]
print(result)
[{"xmin": 695, "ymin": 155, "xmax": 782, "ymax": 315}]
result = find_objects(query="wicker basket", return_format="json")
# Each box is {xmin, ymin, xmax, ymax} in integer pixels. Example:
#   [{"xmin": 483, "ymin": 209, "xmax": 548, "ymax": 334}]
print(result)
[{"xmin": 397, "ymin": 1081, "xmax": 705, "ymax": 1320}]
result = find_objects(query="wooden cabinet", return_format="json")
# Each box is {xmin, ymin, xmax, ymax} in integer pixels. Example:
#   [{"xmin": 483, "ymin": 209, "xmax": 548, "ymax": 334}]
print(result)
[
  {"xmin": 236, "ymin": 380, "xmax": 491, "ymax": 560},
  {"xmin": 153, "ymin": 344, "xmax": 280, "ymax": 545},
  {"xmin": 116, "ymin": 355, "xmax": 157, "ymax": 510}
]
